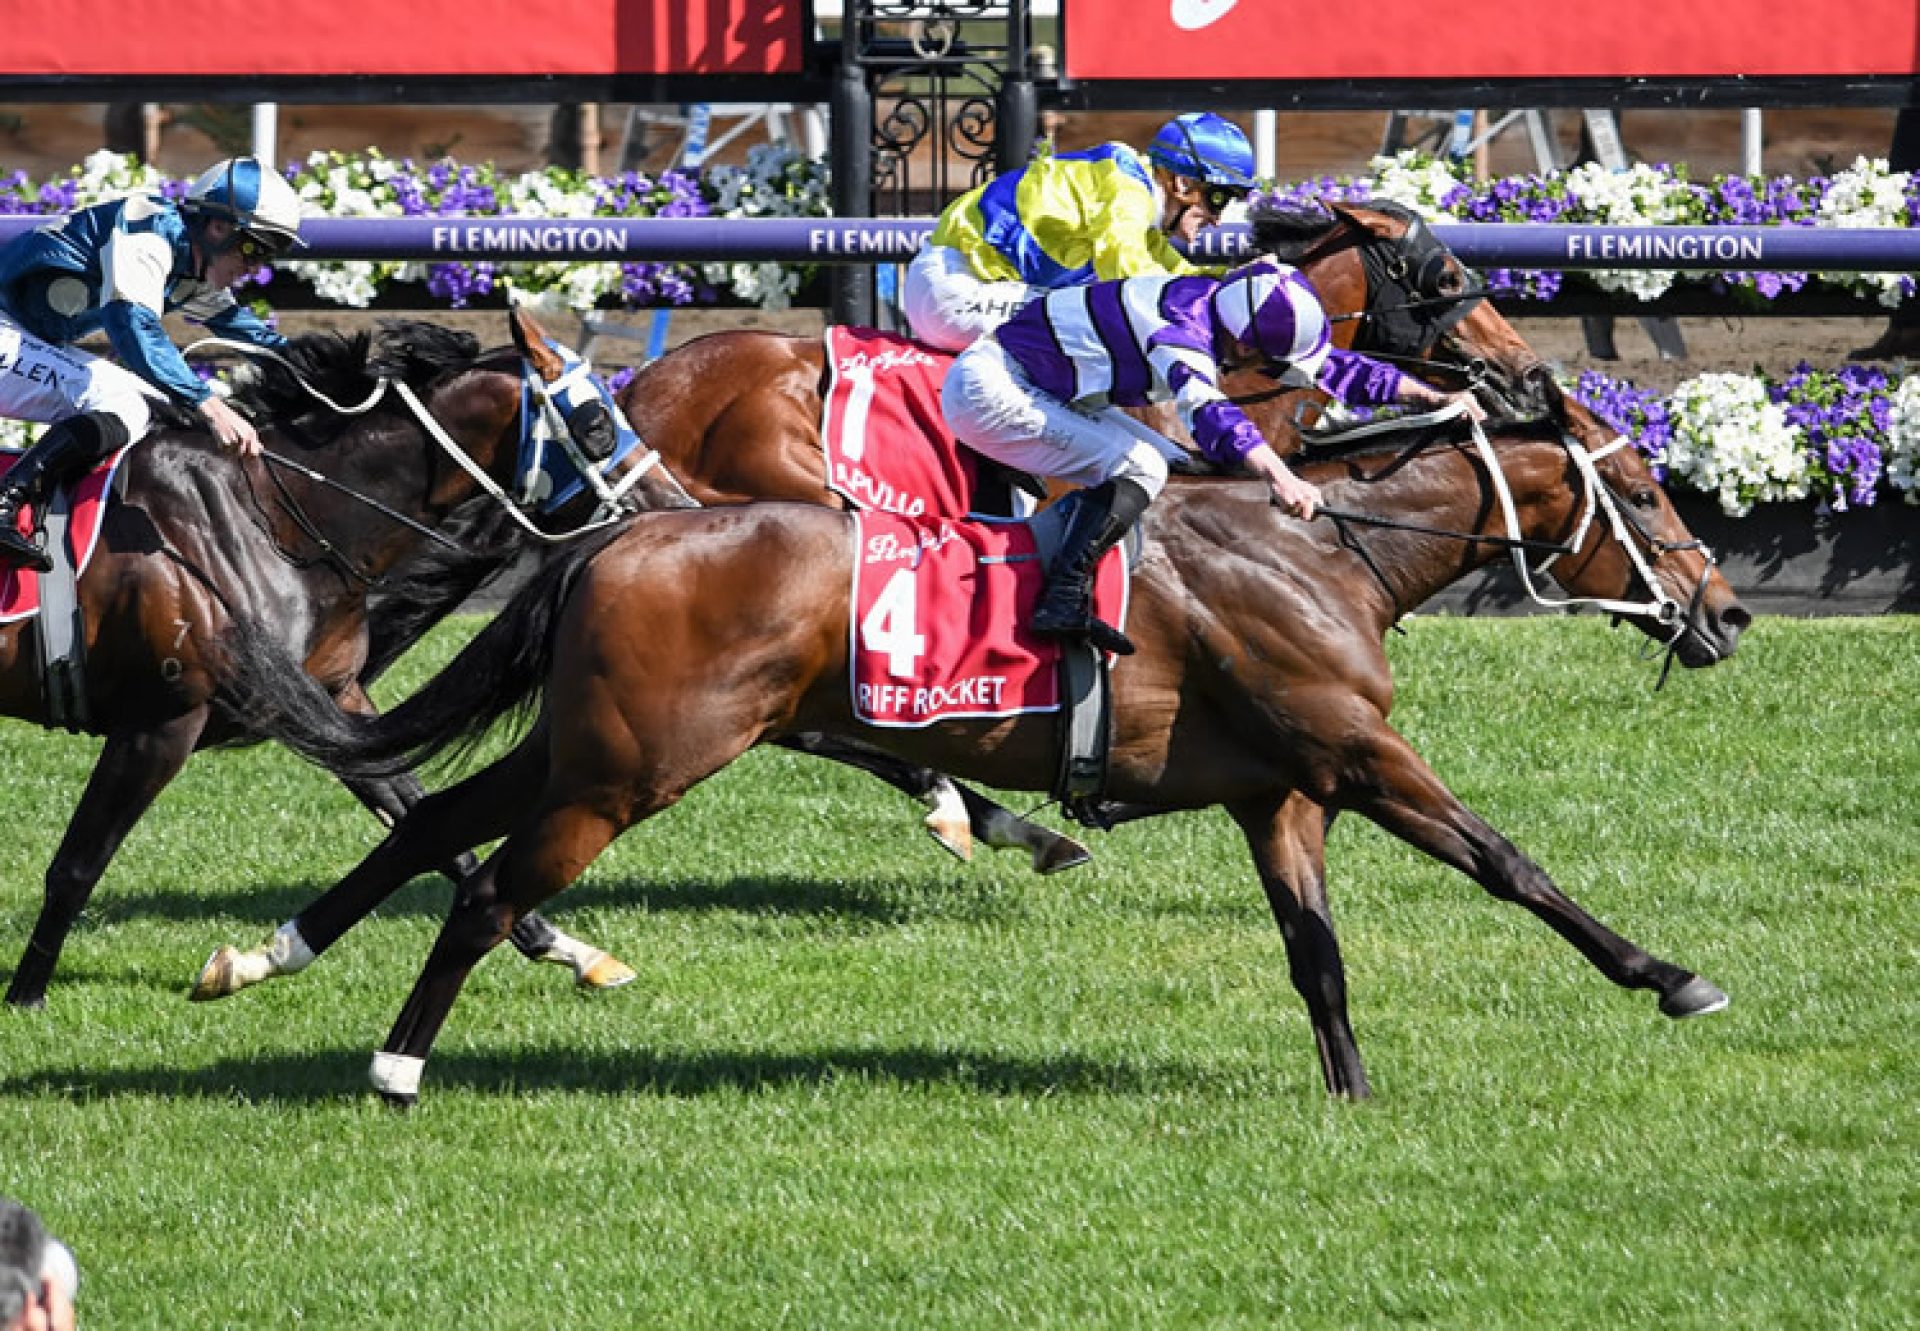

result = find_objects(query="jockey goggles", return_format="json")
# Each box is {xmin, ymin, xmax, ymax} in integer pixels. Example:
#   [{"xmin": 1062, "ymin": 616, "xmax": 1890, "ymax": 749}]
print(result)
[{"xmin": 231, "ymin": 230, "xmax": 292, "ymax": 263}]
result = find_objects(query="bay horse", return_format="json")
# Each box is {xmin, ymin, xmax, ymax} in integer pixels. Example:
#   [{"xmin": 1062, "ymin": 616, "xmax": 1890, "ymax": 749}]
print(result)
[
  {"xmin": 185, "ymin": 200, "xmax": 1563, "ymax": 1000},
  {"xmin": 215, "ymin": 396, "xmax": 1749, "ymax": 1104},
  {"xmin": 0, "ymin": 310, "xmax": 690, "ymax": 1007},
  {"xmin": 602, "ymin": 201, "xmax": 1560, "ymax": 866}
]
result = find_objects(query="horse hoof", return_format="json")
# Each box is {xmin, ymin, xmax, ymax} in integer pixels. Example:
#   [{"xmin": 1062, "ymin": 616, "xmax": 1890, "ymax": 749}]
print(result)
[
  {"xmin": 575, "ymin": 950, "xmax": 638, "ymax": 991},
  {"xmin": 1033, "ymin": 833, "xmax": 1092, "ymax": 875},
  {"xmin": 923, "ymin": 819, "xmax": 975, "ymax": 863},
  {"xmin": 189, "ymin": 947, "xmax": 241, "ymax": 1002},
  {"xmin": 1660, "ymin": 975, "xmax": 1730, "ymax": 1019},
  {"xmin": 376, "ymin": 1090, "xmax": 417, "ymax": 1112}
]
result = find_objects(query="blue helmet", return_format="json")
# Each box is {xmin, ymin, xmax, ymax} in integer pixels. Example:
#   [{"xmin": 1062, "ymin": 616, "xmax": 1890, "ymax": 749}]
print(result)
[
  {"xmin": 1147, "ymin": 113, "xmax": 1256, "ymax": 191},
  {"xmin": 182, "ymin": 156, "xmax": 305, "ymax": 253}
]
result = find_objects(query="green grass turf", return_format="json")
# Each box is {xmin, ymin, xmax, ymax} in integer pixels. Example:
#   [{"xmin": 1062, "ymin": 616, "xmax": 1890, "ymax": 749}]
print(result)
[{"xmin": 0, "ymin": 614, "xmax": 1912, "ymax": 1327}]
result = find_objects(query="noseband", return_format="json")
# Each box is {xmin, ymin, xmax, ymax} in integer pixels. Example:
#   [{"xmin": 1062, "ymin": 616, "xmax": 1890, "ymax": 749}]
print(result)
[{"xmin": 1468, "ymin": 417, "xmax": 1721, "ymax": 686}]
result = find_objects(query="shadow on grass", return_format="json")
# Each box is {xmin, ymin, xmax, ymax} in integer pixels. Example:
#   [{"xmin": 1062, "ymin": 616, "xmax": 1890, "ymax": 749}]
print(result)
[
  {"xmin": 88, "ymin": 872, "xmax": 984, "ymax": 930},
  {"xmin": 0, "ymin": 1041, "xmax": 1203, "ymax": 1104}
]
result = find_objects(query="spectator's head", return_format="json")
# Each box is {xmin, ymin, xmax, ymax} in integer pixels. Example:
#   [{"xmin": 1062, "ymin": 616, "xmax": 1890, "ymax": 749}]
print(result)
[{"xmin": 0, "ymin": 1201, "xmax": 75, "ymax": 1331}]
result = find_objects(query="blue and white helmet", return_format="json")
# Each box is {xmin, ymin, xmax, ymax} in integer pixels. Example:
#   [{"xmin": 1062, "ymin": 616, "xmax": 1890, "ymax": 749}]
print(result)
[
  {"xmin": 1209, "ymin": 259, "xmax": 1325, "ymax": 365},
  {"xmin": 1147, "ymin": 112, "xmax": 1256, "ymax": 191},
  {"xmin": 182, "ymin": 156, "xmax": 306, "ymax": 252}
]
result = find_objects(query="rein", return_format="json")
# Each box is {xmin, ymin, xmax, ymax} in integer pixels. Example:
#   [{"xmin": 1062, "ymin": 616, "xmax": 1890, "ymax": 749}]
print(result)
[
  {"xmin": 185, "ymin": 338, "xmax": 696, "ymax": 562},
  {"xmin": 1307, "ymin": 401, "xmax": 1718, "ymax": 684}
]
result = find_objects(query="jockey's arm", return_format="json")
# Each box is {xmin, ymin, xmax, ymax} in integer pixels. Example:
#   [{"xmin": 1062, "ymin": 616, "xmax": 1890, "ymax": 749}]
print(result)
[
  {"xmin": 97, "ymin": 299, "xmax": 212, "ymax": 407},
  {"xmin": 195, "ymin": 292, "xmax": 290, "ymax": 352}
]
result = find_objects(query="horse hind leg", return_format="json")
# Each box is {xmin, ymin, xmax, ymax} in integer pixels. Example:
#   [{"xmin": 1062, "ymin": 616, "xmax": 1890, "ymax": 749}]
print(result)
[
  {"xmin": 953, "ymin": 781, "xmax": 1091, "ymax": 875},
  {"xmin": 7, "ymin": 710, "xmax": 207, "ymax": 1008},
  {"xmin": 1231, "ymin": 792, "xmax": 1371, "ymax": 1099},
  {"xmin": 192, "ymin": 737, "xmax": 560, "ymax": 1000},
  {"xmin": 343, "ymin": 768, "xmax": 635, "ymax": 991},
  {"xmin": 373, "ymin": 800, "xmax": 630, "ymax": 1109},
  {"xmin": 334, "ymin": 684, "xmax": 635, "ymax": 992}
]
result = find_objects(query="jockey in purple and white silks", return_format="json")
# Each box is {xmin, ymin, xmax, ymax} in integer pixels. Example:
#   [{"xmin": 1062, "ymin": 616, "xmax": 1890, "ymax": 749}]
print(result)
[
  {"xmin": 0, "ymin": 155, "xmax": 304, "ymax": 571},
  {"xmin": 902, "ymin": 113, "xmax": 1257, "ymax": 353},
  {"xmin": 942, "ymin": 257, "xmax": 1482, "ymax": 655}
]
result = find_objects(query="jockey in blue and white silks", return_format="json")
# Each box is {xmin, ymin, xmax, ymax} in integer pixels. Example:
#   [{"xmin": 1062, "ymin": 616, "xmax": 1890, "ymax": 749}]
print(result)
[
  {"xmin": 0, "ymin": 155, "xmax": 304, "ymax": 571},
  {"xmin": 902, "ymin": 113, "xmax": 1257, "ymax": 353},
  {"xmin": 941, "ymin": 258, "xmax": 1481, "ymax": 655}
]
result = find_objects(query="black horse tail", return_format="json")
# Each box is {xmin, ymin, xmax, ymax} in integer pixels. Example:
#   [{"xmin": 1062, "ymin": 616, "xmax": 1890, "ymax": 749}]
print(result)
[{"xmin": 218, "ymin": 520, "xmax": 633, "ymax": 780}]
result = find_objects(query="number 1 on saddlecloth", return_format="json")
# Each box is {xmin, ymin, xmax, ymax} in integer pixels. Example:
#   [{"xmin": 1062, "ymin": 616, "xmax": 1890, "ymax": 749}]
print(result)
[
  {"xmin": 860, "ymin": 568, "xmax": 925, "ymax": 678},
  {"xmin": 841, "ymin": 362, "xmax": 876, "ymax": 463}
]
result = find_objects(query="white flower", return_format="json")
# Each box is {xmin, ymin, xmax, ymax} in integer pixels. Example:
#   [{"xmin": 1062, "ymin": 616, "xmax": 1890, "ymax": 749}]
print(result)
[
  {"xmin": 69, "ymin": 150, "xmax": 164, "ymax": 206},
  {"xmin": 1665, "ymin": 373, "xmax": 1812, "ymax": 516},
  {"xmin": 301, "ymin": 261, "xmax": 384, "ymax": 310},
  {"xmin": 0, "ymin": 418, "xmax": 44, "ymax": 450},
  {"xmin": 1364, "ymin": 151, "xmax": 1465, "ymax": 220},
  {"xmin": 1813, "ymin": 156, "xmax": 1913, "ymax": 305},
  {"xmin": 1565, "ymin": 162, "xmax": 1686, "ymax": 300},
  {"xmin": 1885, "ymin": 376, "xmax": 1920, "ymax": 502}
]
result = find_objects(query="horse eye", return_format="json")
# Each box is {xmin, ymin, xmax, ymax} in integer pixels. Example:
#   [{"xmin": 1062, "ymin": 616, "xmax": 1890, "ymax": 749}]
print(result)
[{"xmin": 1631, "ymin": 488, "xmax": 1658, "ymax": 510}]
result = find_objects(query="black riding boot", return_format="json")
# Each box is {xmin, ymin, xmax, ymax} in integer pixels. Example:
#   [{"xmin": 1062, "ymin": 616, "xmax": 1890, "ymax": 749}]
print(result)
[
  {"xmin": 0, "ymin": 413, "xmax": 130, "ymax": 573},
  {"xmin": 1030, "ymin": 477, "xmax": 1150, "ymax": 656}
]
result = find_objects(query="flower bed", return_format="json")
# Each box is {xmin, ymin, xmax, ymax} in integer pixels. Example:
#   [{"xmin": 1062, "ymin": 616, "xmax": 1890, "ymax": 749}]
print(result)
[
  {"xmin": 1568, "ymin": 364, "xmax": 1920, "ymax": 514},
  {"xmin": 3, "ymin": 150, "xmax": 1919, "ymax": 519}
]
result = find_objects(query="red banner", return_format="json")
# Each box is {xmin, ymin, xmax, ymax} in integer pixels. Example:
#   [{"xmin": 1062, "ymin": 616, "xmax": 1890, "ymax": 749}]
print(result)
[
  {"xmin": 0, "ymin": 0, "xmax": 803, "ymax": 77},
  {"xmin": 1067, "ymin": 0, "xmax": 1920, "ymax": 80}
]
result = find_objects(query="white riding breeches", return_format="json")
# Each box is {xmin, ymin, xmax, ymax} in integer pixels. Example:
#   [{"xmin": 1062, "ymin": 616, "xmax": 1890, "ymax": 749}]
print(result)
[
  {"xmin": 0, "ymin": 313, "xmax": 157, "ymax": 442},
  {"xmin": 902, "ymin": 246, "xmax": 1042, "ymax": 353},
  {"xmin": 942, "ymin": 336, "xmax": 1172, "ymax": 499}
]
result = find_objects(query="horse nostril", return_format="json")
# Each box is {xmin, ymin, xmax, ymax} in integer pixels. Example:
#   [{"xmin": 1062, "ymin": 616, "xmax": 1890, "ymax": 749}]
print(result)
[{"xmin": 1721, "ymin": 603, "xmax": 1753, "ymax": 633}]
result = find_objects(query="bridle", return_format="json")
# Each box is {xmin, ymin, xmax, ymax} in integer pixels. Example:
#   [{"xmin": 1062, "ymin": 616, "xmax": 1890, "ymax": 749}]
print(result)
[
  {"xmin": 184, "ymin": 338, "xmax": 697, "ymax": 578},
  {"xmin": 1312, "ymin": 401, "xmax": 1721, "ymax": 686},
  {"xmin": 1291, "ymin": 206, "xmax": 1492, "ymax": 389}
]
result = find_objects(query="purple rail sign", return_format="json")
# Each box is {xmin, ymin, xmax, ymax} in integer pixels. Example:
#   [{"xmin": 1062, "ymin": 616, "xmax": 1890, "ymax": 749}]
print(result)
[{"xmin": 1, "ymin": 214, "xmax": 1917, "ymax": 270}]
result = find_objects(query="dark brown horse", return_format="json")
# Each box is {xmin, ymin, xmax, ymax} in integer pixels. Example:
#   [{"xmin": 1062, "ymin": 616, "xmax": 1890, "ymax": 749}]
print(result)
[
  {"xmin": 217, "ymin": 399, "xmax": 1750, "ymax": 1104},
  {"xmin": 600, "ymin": 201, "xmax": 1560, "ymax": 866},
  {"xmin": 1, "ymin": 309, "xmax": 689, "ymax": 1007}
]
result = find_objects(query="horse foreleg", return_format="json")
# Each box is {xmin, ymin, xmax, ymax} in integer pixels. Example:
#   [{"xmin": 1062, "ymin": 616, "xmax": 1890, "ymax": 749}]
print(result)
[
  {"xmin": 373, "ymin": 800, "xmax": 627, "ymax": 1109},
  {"xmin": 337, "ymin": 767, "xmax": 634, "ymax": 991},
  {"xmin": 1344, "ymin": 721, "xmax": 1727, "ymax": 1019},
  {"xmin": 776, "ymin": 733, "xmax": 1090, "ymax": 873},
  {"xmin": 1231, "ymin": 792, "xmax": 1371, "ymax": 1099},
  {"xmin": 6, "ymin": 708, "xmax": 208, "ymax": 1008},
  {"xmin": 191, "ymin": 738, "xmax": 545, "ymax": 1001}
]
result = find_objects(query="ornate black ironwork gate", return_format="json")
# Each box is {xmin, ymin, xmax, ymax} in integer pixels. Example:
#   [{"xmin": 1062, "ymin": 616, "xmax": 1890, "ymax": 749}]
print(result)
[{"xmin": 830, "ymin": 0, "xmax": 1040, "ymax": 324}]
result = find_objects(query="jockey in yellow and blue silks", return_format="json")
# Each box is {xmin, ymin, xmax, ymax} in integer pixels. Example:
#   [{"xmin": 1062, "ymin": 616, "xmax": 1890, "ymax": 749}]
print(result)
[
  {"xmin": 902, "ymin": 112, "xmax": 1258, "ymax": 353},
  {"xmin": 0, "ymin": 155, "xmax": 304, "ymax": 571}
]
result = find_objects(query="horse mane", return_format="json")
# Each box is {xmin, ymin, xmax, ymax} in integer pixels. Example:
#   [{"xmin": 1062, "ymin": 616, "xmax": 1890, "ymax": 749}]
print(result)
[
  {"xmin": 1249, "ymin": 196, "xmax": 1423, "ymax": 264},
  {"xmin": 1248, "ymin": 198, "xmax": 1339, "ymax": 263},
  {"xmin": 225, "ymin": 320, "xmax": 484, "ymax": 428}
]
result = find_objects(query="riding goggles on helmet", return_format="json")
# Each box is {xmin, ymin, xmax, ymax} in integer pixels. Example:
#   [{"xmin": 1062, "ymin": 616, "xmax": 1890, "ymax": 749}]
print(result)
[{"xmin": 230, "ymin": 230, "xmax": 292, "ymax": 263}]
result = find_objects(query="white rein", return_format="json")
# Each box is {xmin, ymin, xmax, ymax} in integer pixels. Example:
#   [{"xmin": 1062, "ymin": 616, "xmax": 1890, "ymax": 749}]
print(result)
[{"xmin": 185, "ymin": 336, "xmax": 693, "ymax": 544}]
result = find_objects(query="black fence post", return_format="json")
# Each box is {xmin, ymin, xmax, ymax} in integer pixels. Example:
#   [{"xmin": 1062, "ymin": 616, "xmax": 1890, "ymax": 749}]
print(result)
[{"xmin": 830, "ymin": 58, "xmax": 874, "ymax": 328}]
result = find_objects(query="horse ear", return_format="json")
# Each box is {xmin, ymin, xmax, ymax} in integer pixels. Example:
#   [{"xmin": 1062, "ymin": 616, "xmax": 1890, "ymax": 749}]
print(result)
[{"xmin": 509, "ymin": 305, "xmax": 568, "ymax": 383}]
